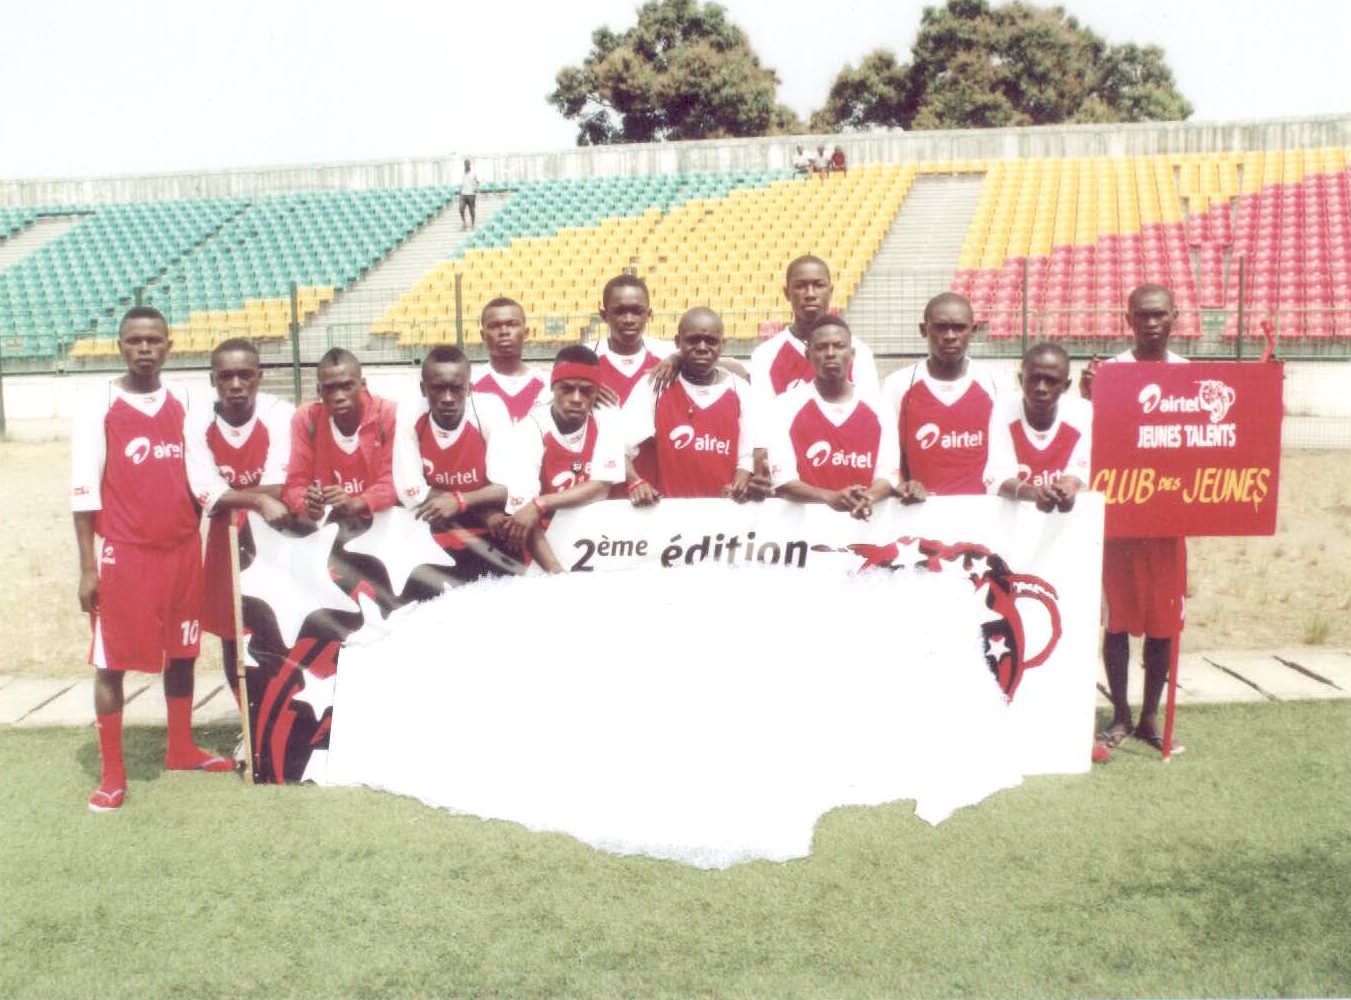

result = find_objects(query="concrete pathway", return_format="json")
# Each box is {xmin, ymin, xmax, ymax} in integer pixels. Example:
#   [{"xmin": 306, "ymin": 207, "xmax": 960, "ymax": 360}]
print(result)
[{"xmin": 3, "ymin": 647, "xmax": 1347, "ymax": 729}]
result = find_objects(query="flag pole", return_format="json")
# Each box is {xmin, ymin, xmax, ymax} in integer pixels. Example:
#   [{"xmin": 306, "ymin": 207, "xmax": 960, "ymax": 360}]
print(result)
[
  {"xmin": 1160, "ymin": 539, "xmax": 1184, "ymax": 762},
  {"xmin": 228, "ymin": 517, "xmax": 254, "ymax": 785}
]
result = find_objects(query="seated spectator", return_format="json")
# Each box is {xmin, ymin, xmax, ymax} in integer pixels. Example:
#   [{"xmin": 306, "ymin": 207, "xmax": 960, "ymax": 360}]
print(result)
[
  {"xmin": 829, "ymin": 146, "xmax": 847, "ymax": 175},
  {"xmin": 792, "ymin": 145, "xmax": 812, "ymax": 177}
]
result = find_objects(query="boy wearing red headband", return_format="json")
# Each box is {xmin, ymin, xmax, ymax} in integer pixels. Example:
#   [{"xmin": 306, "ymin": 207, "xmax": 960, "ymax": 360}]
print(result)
[{"xmin": 496, "ymin": 346, "xmax": 624, "ymax": 572}]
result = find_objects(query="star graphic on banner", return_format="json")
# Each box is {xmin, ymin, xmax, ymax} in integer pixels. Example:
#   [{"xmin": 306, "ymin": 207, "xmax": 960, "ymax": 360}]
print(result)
[
  {"xmin": 966, "ymin": 554, "xmax": 990, "ymax": 578},
  {"xmin": 292, "ymin": 664, "xmax": 337, "ymax": 719},
  {"xmin": 344, "ymin": 591, "xmax": 418, "ymax": 648},
  {"xmin": 342, "ymin": 507, "xmax": 456, "ymax": 597},
  {"xmin": 968, "ymin": 579, "xmax": 1007, "ymax": 627},
  {"xmin": 892, "ymin": 537, "xmax": 926, "ymax": 569},
  {"xmin": 240, "ymin": 514, "xmax": 358, "ymax": 647},
  {"xmin": 986, "ymin": 635, "xmax": 1009, "ymax": 661}
]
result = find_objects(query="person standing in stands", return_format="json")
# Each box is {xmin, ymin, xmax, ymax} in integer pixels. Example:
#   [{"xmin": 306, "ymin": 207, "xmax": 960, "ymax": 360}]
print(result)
[
  {"xmin": 623, "ymin": 307, "xmax": 765, "ymax": 503},
  {"xmin": 71, "ymin": 306, "xmax": 233, "ymax": 812},
  {"xmin": 282, "ymin": 348, "xmax": 397, "ymax": 523},
  {"xmin": 184, "ymin": 338, "xmax": 293, "ymax": 711},
  {"xmin": 472, "ymin": 297, "xmax": 547, "ymax": 422},
  {"xmin": 768, "ymin": 315, "xmax": 916, "ymax": 520},
  {"xmin": 459, "ymin": 158, "xmax": 478, "ymax": 230},
  {"xmin": 883, "ymin": 292, "xmax": 999, "ymax": 496},
  {"xmin": 1080, "ymin": 283, "xmax": 1188, "ymax": 755},
  {"xmin": 495, "ymin": 346, "xmax": 624, "ymax": 573}
]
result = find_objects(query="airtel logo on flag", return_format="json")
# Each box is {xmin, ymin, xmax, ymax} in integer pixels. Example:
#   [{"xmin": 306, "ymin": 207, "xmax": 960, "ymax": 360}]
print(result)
[
  {"xmin": 1138, "ymin": 380, "xmax": 1236, "ymax": 424},
  {"xmin": 123, "ymin": 436, "xmax": 183, "ymax": 464},
  {"xmin": 805, "ymin": 440, "xmax": 872, "ymax": 469}
]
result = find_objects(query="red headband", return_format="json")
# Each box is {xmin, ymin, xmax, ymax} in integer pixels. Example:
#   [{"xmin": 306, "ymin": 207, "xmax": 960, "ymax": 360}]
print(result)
[{"xmin": 551, "ymin": 361, "xmax": 600, "ymax": 386}]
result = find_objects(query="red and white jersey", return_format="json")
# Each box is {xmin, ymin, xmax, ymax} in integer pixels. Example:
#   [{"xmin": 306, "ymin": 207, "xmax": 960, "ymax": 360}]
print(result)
[
  {"xmin": 393, "ymin": 392, "xmax": 512, "ymax": 506},
  {"xmin": 70, "ymin": 382, "xmax": 199, "ymax": 548},
  {"xmin": 767, "ymin": 382, "xmax": 899, "ymax": 492},
  {"xmin": 503, "ymin": 407, "xmax": 624, "ymax": 513},
  {"xmin": 883, "ymin": 360, "xmax": 999, "ymax": 496},
  {"xmin": 983, "ymin": 395, "xmax": 1093, "ymax": 493},
  {"xmin": 749, "ymin": 326, "xmax": 879, "ymax": 416},
  {"xmin": 472, "ymin": 365, "xmax": 547, "ymax": 422},
  {"xmin": 624, "ymin": 373, "xmax": 756, "ymax": 499},
  {"xmin": 595, "ymin": 336, "xmax": 674, "ymax": 405},
  {"xmin": 184, "ymin": 392, "xmax": 293, "ymax": 514}
]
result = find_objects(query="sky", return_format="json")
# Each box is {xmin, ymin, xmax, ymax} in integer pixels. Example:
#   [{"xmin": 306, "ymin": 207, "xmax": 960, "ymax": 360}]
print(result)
[{"xmin": 1, "ymin": 0, "xmax": 1348, "ymax": 181}]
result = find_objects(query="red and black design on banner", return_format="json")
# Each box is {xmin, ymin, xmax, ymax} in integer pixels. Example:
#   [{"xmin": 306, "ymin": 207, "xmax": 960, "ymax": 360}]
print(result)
[
  {"xmin": 1090, "ymin": 361, "xmax": 1284, "ymax": 538},
  {"xmin": 237, "ymin": 511, "xmax": 525, "ymax": 783},
  {"xmin": 819, "ymin": 537, "xmax": 1063, "ymax": 700}
]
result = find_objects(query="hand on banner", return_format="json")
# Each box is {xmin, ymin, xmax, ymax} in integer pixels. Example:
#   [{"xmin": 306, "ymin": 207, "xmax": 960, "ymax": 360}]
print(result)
[
  {"xmin": 320, "ymin": 485, "xmax": 369, "ymax": 521},
  {"xmin": 414, "ymin": 489, "xmax": 464, "ymax": 526},
  {"xmin": 722, "ymin": 469, "xmax": 754, "ymax": 503},
  {"xmin": 627, "ymin": 478, "xmax": 660, "ymax": 507},
  {"xmin": 1049, "ymin": 477, "xmax": 1082, "ymax": 513},
  {"xmin": 254, "ymin": 494, "xmax": 291, "ymax": 527},
  {"xmin": 895, "ymin": 480, "xmax": 927, "ymax": 505},
  {"xmin": 303, "ymin": 483, "xmax": 327, "ymax": 521}
]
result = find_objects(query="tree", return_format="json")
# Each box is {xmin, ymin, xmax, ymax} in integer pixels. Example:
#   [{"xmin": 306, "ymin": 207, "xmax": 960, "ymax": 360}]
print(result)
[
  {"xmin": 811, "ymin": 0, "xmax": 1192, "ymax": 132},
  {"xmin": 549, "ymin": 0, "xmax": 801, "ymax": 145}
]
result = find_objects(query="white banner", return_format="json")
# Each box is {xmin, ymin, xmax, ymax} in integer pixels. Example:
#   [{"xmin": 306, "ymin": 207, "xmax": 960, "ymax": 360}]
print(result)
[{"xmin": 320, "ymin": 495, "xmax": 1104, "ymax": 868}]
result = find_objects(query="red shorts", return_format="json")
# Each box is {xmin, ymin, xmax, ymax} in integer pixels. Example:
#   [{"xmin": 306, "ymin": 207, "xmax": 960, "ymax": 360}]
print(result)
[
  {"xmin": 1102, "ymin": 536, "xmax": 1187, "ymax": 639},
  {"xmin": 201, "ymin": 515, "xmax": 236, "ymax": 639},
  {"xmin": 89, "ymin": 536, "xmax": 203, "ymax": 673}
]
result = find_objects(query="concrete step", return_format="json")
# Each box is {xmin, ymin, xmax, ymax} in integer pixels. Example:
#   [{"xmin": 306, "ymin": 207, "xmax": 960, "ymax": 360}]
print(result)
[
  {"xmin": 846, "ymin": 174, "xmax": 986, "ymax": 354},
  {"xmin": 286, "ymin": 193, "xmax": 507, "ymax": 364},
  {"xmin": 0, "ymin": 215, "xmax": 86, "ymax": 274}
]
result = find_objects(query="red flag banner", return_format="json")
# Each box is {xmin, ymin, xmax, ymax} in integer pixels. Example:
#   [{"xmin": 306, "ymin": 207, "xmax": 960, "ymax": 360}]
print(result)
[{"xmin": 1090, "ymin": 361, "xmax": 1283, "ymax": 538}]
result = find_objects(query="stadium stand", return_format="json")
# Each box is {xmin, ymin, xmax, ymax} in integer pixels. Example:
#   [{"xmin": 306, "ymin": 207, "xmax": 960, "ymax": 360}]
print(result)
[
  {"xmin": 374, "ymin": 164, "xmax": 950, "ymax": 346},
  {"xmin": 2, "ymin": 139, "xmax": 1349, "ymax": 367},
  {"xmin": 950, "ymin": 147, "xmax": 1351, "ymax": 344}
]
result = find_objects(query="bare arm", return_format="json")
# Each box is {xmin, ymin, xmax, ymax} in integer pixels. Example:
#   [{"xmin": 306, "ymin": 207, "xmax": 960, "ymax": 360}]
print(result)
[{"xmin": 74, "ymin": 512, "xmax": 99, "ymax": 613}]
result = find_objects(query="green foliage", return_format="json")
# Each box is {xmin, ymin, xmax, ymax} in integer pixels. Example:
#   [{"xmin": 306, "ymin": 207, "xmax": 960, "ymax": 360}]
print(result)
[
  {"xmin": 4, "ymin": 702, "xmax": 1351, "ymax": 998},
  {"xmin": 813, "ymin": 0, "xmax": 1193, "ymax": 132},
  {"xmin": 549, "ymin": 0, "xmax": 800, "ymax": 145}
]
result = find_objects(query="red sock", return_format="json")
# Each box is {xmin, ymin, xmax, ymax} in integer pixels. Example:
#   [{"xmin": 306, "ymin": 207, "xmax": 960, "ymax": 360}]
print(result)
[
  {"xmin": 164, "ymin": 695, "xmax": 231, "ymax": 771},
  {"xmin": 165, "ymin": 694, "xmax": 195, "ymax": 759},
  {"xmin": 95, "ymin": 712, "xmax": 125, "ymax": 790}
]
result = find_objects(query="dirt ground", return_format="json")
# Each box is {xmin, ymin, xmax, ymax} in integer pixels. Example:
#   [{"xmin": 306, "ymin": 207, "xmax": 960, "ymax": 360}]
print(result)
[{"xmin": 2, "ymin": 437, "xmax": 1347, "ymax": 680}]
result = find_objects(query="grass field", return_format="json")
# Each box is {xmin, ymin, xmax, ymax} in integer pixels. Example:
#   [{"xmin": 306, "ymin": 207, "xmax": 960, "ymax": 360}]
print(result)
[
  {"xmin": 3, "ymin": 438, "xmax": 1348, "ymax": 682},
  {"xmin": 2, "ymin": 701, "xmax": 1349, "ymax": 999}
]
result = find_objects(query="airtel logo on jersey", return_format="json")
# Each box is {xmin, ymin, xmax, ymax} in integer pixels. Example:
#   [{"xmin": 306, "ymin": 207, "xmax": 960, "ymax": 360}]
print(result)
[
  {"xmin": 914, "ymin": 423, "xmax": 983, "ymax": 451},
  {"xmin": 422, "ymin": 457, "xmax": 480, "ymax": 488},
  {"xmin": 805, "ymin": 440, "xmax": 873, "ymax": 469},
  {"xmin": 218, "ymin": 464, "xmax": 262, "ymax": 487},
  {"xmin": 550, "ymin": 464, "xmax": 591, "ymax": 491},
  {"xmin": 123, "ymin": 436, "xmax": 183, "ymax": 465},
  {"xmin": 668, "ymin": 425, "xmax": 731, "ymax": 454}
]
